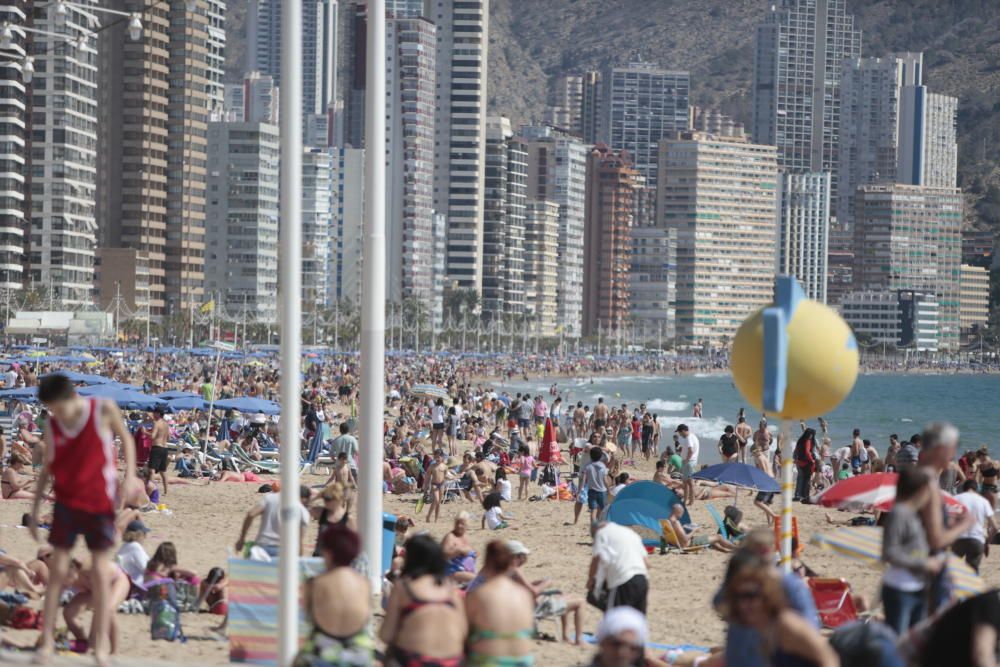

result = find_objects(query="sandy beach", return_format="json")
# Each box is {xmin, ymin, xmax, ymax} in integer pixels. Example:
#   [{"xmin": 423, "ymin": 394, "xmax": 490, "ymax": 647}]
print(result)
[{"xmin": 1, "ymin": 449, "xmax": 997, "ymax": 666}]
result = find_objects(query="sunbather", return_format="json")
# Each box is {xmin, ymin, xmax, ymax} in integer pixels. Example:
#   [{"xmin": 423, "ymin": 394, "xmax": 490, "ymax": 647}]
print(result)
[
  {"xmin": 508, "ymin": 540, "xmax": 583, "ymax": 645},
  {"xmin": 1, "ymin": 453, "xmax": 36, "ymax": 499},
  {"xmin": 465, "ymin": 541, "xmax": 535, "ymax": 666},
  {"xmin": 667, "ymin": 503, "xmax": 738, "ymax": 552}
]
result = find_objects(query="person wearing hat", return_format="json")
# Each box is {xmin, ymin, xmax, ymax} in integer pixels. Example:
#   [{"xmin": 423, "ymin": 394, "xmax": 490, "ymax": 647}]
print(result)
[
  {"xmin": 506, "ymin": 540, "xmax": 585, "ymax": 646},
  {"xmin": 589, "ymin": 606, "xmax": 653, "ymax": 667},
  {"xmin": 116, "ymin": 520, "xmax": 151, "ymax": 586},
  {"xmin": 675, "ymin": 424, "xmax": 699, "ymax": 506}
]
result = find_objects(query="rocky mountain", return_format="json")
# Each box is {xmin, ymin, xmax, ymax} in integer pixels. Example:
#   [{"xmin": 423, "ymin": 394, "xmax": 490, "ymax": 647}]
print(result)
[{"xmin": 224, "ymin": 0, "xmax": 1000, "ymax": 232}]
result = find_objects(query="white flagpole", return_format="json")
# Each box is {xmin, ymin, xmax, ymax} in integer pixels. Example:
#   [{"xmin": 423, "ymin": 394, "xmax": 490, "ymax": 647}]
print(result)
[
  {"xmin": 277, "ymin": 0, "xmax": 303, "ymax": 661},
  {"xmin": 359, "ymin": 0, "xmax": 386, "ymax": 589}
]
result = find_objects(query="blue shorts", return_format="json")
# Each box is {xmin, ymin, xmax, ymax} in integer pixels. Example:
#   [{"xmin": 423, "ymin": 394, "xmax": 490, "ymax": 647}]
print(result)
[
  {"xmin": 518, "ymin": 419, "xmax": 530, "ymax": 429},
  {"xmin": 681, "ymin": 461, "xmax": 695, "ymax": 479},
  {"xmin": 587, "ymin": 490, "xmax": 606, "ymax": 510}
]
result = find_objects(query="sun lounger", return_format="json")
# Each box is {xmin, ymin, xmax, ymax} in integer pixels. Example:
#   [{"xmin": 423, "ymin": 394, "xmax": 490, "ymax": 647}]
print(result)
[
  {"xmin": 808, "ymin": 577, "xmax": 858, "ymax": 629},
  {"xmin": 658, "ymin": 519, "xmax": 710, "ymax": 554}
]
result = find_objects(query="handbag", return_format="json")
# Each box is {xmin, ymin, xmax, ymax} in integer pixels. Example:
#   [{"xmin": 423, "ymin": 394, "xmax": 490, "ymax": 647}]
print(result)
[{"xmin": 586, "ymin": 584, "xmax": 608, "ymax": 611}]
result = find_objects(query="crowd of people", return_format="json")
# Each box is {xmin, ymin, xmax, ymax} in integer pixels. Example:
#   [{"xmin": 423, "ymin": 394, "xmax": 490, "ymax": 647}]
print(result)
[{"xmin": 0, "ymin": 348, "xmax": 998, "ymax": 666}]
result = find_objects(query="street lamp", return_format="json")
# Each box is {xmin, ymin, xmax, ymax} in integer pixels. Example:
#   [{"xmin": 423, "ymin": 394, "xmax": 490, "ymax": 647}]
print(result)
[{"xmin": 50, "ymin": 2, "xmax": 143, "ymax": 41}]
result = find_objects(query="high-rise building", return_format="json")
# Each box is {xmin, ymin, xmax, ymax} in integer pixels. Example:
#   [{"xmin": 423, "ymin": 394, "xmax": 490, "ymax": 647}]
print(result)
[
  {"xmin": 523, "ymin": 125, "xmax": 588, "ymax": 338},
  {"xmin": 839, "ymin": 289, "xmax": 940, "ymax": 352},
  {"xmin": 778, "ymin": 172, "xmax": 831, "ymax": 303},
  {"xmin": 898, "ymin": 86, "xmax": 958, "ymax": 190},
  {"xmin": 546, "ymin": 74, "xmax": 583, "ymax": 135},
  {"xmin": 331, "ymin": 147, "xmax": 365, "ymax": 306},
  {"xmin": 580, "ymin": 70, "xmax": 601, "ymax": 144},
  {"xmin": 753, "ymin": 0, "xmax": 861, "ymax": 194},
  {"xmin": 97, "ymin": 0, "xmax": 170, "ymax": 316},
  {"xmin": 959, "ymin": 264, "xmax": 990, "ymax": 336},
  {"xmin": 385, "ymin": 16, "xmax": 436, "ymax": 314},
  {"xmin": 583, "ymin": 144, "xmax": 638, "ymax": 337},
  {"xmin": 0, "ymin": 2, "xmax": 27, "ymax": 292},
  {"xmin": 628, "ymin": 180, "xmax": 671, "ymax": 333},
  {"xmin": 432, "ymin": 0, "xmax": 489, "ymax": 291},
  {"xmin": 165, "ymin": 0, "xmax": 211, "ymax": 315},
  {"xmin": 247, "ymin": 0, "xmax": 337, "ymax": 119},
  {"xmin": 523, "ymin": 200, "xmax": 560, "ymax": 337},
  {"xmin": 838, "ymin": 54, "xmax": 922, "ymax": 240},
  {"xmin": 660, "ymin": 132, "xmax": 780, "ymax": 346},
  {"xmin": 302, "ymin": 148, "xmax": 335, "ymax": 311},
  {"xmin": 26, "ymin": 0, "xmax": 99, "ymax": 306},
  {"xmin": 689, "ymin": 106, "xmax": 744, "ymax": 137},
  {"xmin": 226, "ymin": 71, "xmax": 279, "ymax": 124},
  {"xmin": 853, "ymin": 184, "xmax": 962, "ymax": 351},
  {"xmin": 204, "ymin": 122, "xmax": 280, "ymax": 322},
  {"xmin": 482, "ymin": 116, "xmax": 526, "ymax": 319},
  {"xmin": 600, "ymin": 55, "xmax": 689, "ymax": 191},
  {"xmin": 205, "ymin": 0, "xmax": 227, "ymax": 119}
]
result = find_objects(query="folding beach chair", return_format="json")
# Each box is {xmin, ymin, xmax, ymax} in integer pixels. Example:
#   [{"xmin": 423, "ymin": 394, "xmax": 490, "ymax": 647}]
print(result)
[
  {"xmin": 705, "ymin": 503, "xmax": 731, "ymax": 540},
  {"xmin": 658, "ymin": 519, "xmax": 710, "ymax": 554},
  {"xmin": 808, "ymin": 578, "xmax": 858, "ymax": 629}
]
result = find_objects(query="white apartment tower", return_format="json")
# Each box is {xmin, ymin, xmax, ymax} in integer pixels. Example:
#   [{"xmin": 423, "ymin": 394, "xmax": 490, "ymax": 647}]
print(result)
[
  {"xmin": 27, "ymin": 0, "xmax": 99, "ymax": 306},
  {"xmin": 386, "ymin": 16, "xmax": 437, "ymax": 313},
  {"xmin": 778, "ymin": 172, "xmax": 831, "ymax": 303},
  {"xmin": 432, "ymin": 0, "xmax": 489, "ymax": 291},
  {"xmin": 600, "ymin": 55, "xmax": 689, "ymax": 192},
  {"xmin": 302, "ymin": 148, "xmax": 335, "ymax": 311},
  {"xmin": 482, "ymin": 116, "xmax": 526, "ymax": 319},
  {"xmin": 205, "ymin": 122, "xmax": 280, "ymax": 322},
  {"xmin": 753, "ymin": 0, "xmax": 861, "ymax": 188},
  {"xmin": 522, "ymin": 125, "xmax": 588, "ymax": 338},
  {"xmin": 205, "ymin": 0, "xmax": 227, "ymax": 119},
  {"xmin": 0, "ymin": 1, "xmax": 28, "ymax": 291}
]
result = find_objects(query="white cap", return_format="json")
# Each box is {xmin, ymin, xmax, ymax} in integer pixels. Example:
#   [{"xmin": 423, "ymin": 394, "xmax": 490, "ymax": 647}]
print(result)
[
  {"xmin": 596, "ymin": 606, "xmax": 648, "ymax": 644},
  {"xmin": 506, "ymin": 540, "xmax": 530, "ymax": 556}
]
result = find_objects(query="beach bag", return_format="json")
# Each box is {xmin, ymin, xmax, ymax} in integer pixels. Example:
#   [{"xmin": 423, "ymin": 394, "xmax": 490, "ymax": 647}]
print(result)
[
  {"xmin": 539, "ymin": 464, "xmax": 557, "ymax": 487},
  {"xmin": 148, "ymin": 581, "xmax": 185, "ymax": 642}
]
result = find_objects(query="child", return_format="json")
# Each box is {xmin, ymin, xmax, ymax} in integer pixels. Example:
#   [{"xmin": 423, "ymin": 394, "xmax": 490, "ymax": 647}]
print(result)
[
  {"xmin": 494, "ymin": 468, "xmax": 512, "ymax": 502},
  {"xmin": 837, "ymin": 461, "xmax": 851, "ymax": 481},
  {"xmin": 881, "ymin": 466, "xmax": 944, "ymax": 634},
  {"xmin": 514, "ymin": 445, "xmax": 534, "ymax": 501},
  {"xmin": 197, "ymin": 566, "xmax": 228, "ymax": 616},
  {"xmin": 481, "ymin": 492, "xmax": 508, "ymax": 530},
  {"xmin": 145, "ymin": 542, "xmax": 199, "ymax": 584}
]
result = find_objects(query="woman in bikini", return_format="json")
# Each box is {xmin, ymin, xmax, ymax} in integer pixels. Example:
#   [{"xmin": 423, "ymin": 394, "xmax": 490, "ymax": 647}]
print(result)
[
  {"xmin": 1, "ymin": 453, "xmax": 36, "ymax": 499},
  {"xmin": 293, "ymin": 524, "xmax": 374, "ymax": 667},
  {"xmin": 380, "ymin": 534, "xmax": 466, "ymax": 667},
  {"xmin": 465, "ymin": 541, "xmax": 535, "ymax": 666},
  {"xmin": 310, "ymin": 482, "xmax": 355, "ymax": 557}
]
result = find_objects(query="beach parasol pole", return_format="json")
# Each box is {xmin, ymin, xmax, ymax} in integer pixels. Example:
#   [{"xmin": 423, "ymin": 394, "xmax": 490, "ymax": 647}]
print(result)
[
  {"xmin": 359, "ymin": 0, "xmax": 386, "ymax": 591},
  {"xmin": 277, "ymin": 0, "xmax": 304, "ymax": 662},
  {"xmin": 778, "ymin": 419, "xmax": 794, "ymax": 572}
]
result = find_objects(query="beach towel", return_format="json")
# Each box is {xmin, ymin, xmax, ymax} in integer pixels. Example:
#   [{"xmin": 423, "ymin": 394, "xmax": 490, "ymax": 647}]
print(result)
[{"xmin": 228, "ymin": 557, "xmax": 325, "ymax": 665}]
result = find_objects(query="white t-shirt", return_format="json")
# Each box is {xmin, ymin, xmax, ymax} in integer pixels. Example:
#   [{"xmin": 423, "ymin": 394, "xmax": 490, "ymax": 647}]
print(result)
[
  {"xmin": 432, "ymin": 405, "xmax": 446, "ymax": 424},
  {"xmin": 117, "ymin": 541, "xmax": 150, "ymax": 585},
  {"xmin": 484, "ymin": 506, "xmax": 505, "ymax": 530},
  {"xmin": 678, "ymin": 433, "xmax": 700, "ymax": 465},
  {"xmin": 593, "ymin": 522, "xmax": 648, "ymax": 590},
  {"xmin": 4, "ymin": 370, "xmax": 16, "ymax": 388},
  {"xmin": 497, "ymin": 479, "xmax": 512, "ymax": 502},
  {"xmin": 255, "ymin": 493, "xmax": 309, "ymax": 548},
  {"xmin": 834, "ymin": 446, "xmax": 852, "ymax": 466},
  {"xmin": 956, "ymin": 491, "xmax": 995, "ymax": 543}
]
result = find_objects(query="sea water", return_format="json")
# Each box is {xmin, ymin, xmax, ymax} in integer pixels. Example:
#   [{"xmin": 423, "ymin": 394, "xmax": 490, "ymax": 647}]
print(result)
[{"xmin": 508, "ymin": 373, "xmax": 1000, "ymax": 463}]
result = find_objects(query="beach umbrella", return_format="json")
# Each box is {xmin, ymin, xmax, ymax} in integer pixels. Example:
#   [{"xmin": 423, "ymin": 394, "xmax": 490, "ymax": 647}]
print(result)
[
  {"xmin": 814, "ymin": 472, "xmax": 966, "ymax": 517},
  {"xmin": 693, "ymin": 462, "xmax": 780, "ymax": 493},
  {"xmin": 811, "ymin": 526, "xmax": 984, "ymax": 600},
  {"xmin": 214, "ymin": 396, "xmax": 281, "ymax": 415},
  {"xmin": 410, "ymin": 383, "xmax": 449, "ymax": 400},
  {"xmin": 42, "ymin": 371, "xmax": 114, "ymax": 385},
  {"xmin": 0, "ymin": 386, "xmax": 39, "ymax": 403},
  {"xmin": 156, "ymin": 390, "xmax": 201, "ymax": 400},
  {"xmin": 538, "ymin": 417, "xmax": 563, "ymax": 464},
  {"xmin": 164, "ymin": 396, "xmax": 209, "ymax": 411},
  {"xmin": 77, "ymin": 384, "xmax": 167, "ymax": 411}
]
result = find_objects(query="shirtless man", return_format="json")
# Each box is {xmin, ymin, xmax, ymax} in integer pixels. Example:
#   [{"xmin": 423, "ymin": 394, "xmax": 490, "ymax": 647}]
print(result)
[
  {"xmin": 591, "ymin": 398, "xmax": 609, "ymax": 431},
  {"xmin": 440, "ymin": 513, "xmax": 476, "ymax": 584},
  {"xmin": 751, "ymin": 420, "xmax": 773, "ymax": 477},
  {"xmin": 850, "ymin": 428, "xmax": 864, "ymax": 475},
  {"xmin": 735, "ymin": 416, "xmax": 753, "ymax": 464},
  {"xmin": 148, "ymin": 408, "xmax": 170, "ymax": 496},
  {"xmin": 327, "ymin": 453, "xmax": 355, "ymax": 510},
  {"xmin": 693, "ymin": 399, "xmax": 703, "ymax": 419},
  {"xmin": 423, "ymin": 449, "xmax": 449, "ymax": 523}
]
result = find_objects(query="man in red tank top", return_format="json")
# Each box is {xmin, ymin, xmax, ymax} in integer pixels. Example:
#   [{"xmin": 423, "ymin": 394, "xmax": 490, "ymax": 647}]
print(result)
[{"xmin": 30, "ymin": 373, "xmax": 136, "ymax": 667}]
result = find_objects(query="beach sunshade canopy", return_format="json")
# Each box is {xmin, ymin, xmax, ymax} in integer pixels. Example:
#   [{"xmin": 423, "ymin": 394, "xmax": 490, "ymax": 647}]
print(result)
[
  {"xmin": 77, "ymin": 384, "xmax": 167, "ymax": 410},
  {"xmin": 164, "ymin": 396, "xmax": 209, "ymax": 411},
  {"xmin": 612, "ymin": 481, "xmax": 691, "ymax": 525},
  {"xmin": 606, "ymin": 499, "xmax": 675, "ymax": 537},
  {"xmin": 156, "ymin": 390, "xmax": 201, "ymax": 400},
  {"xmin": 410, "ymin": 383, "xmax": 449, "ymax": 400},
  {"xmin": 214, "ymin": 397, "xmax": 281, "ymax": 415},
  {"xmin": 693, "ymin": 462, "xmax": 780, "ymax": 493},
  {"xmin": 42, "ymin": 371, "xmax": 114, "ymax": 385},
  {"xmin": 0, "ymin": 386, "xmax": 39, "ymax": 402},
  {"xmin": 811, "ymin": 525, "xmax": 984, "ymax": 600}
]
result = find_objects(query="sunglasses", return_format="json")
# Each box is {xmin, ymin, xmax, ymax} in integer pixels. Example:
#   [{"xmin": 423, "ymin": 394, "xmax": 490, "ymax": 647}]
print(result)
[{"xmin": 735, "ymin": 589, "xmax": 762, "ymax": 602}]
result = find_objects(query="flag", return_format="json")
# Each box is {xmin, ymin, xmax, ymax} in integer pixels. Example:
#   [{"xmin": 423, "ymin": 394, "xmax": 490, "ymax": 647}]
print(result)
[
  {"xmin": 554, "ymin": 324, "xmax": 564, "ymax": 334},
  {"xmin": 200, "ymin": 299, "xmax": 215, "ymax": 314}
]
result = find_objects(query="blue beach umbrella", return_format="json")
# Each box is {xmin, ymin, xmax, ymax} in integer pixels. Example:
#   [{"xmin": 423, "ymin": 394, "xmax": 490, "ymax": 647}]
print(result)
[
  {"xmin": 77, "ymin": 384, "xmax": 167, "ymax": 410},
  {"xmin": 164, "ymin": 396, "xmax": 209, "ymax": 411},
  {"xmin": 156, "ymin": 390, "xmax": 201, "ymax": 400},
  {"xmin": 214, "ymin": 397, "xmax": 281, "ymax": 415},
  {"xmin": 42, "ymin": 371, "xmax": 114, "ymax": 385},
  {"xmin": 0, "ymin": 386, "xmax": 39, "ymax": 402},
  {"xmin": 693, "ymin": 462, "xmax": 780, "ymax": 493}
]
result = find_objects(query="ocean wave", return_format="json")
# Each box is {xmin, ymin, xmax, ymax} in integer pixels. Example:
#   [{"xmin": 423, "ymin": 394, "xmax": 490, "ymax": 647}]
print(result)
[
  {"xmin": 645, "ymin": 399, "xmax": 690, "ymax": 412},
  {"xmin": 656, "ymin": 415, "xmax": 733, "ymax": 441}
]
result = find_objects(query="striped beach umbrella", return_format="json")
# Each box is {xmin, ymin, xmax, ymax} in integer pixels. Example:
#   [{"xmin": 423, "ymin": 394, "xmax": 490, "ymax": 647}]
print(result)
[
  {"xmin": 814, "ymin": 473, "xmax": 898, "ymax": 509},
  {"xmin": 810, "ymin": 526, "xmax": 984, "ymax": 600},
  {"xmin": 410, "ymin": 383, "xmax": 449, "ymax": 400}
]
